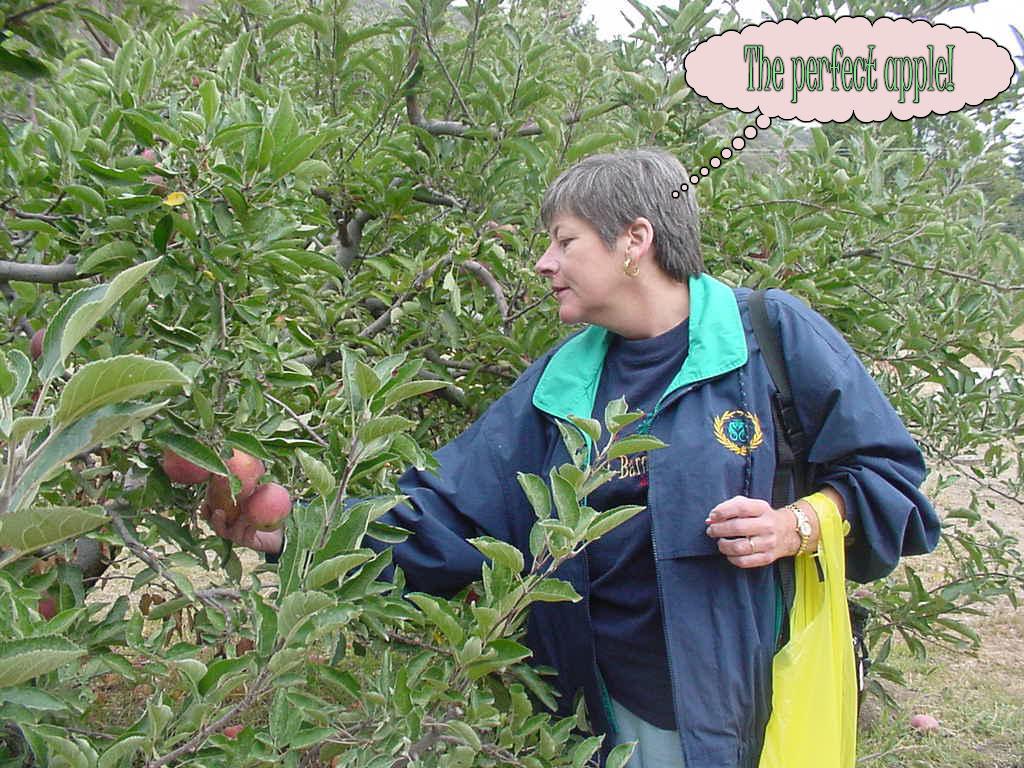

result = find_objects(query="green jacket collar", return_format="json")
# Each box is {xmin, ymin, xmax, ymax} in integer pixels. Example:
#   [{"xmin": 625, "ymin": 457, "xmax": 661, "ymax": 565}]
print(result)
[{"xmin": 532, "ymin": 273, "xmax": 748, "ymax": 421}]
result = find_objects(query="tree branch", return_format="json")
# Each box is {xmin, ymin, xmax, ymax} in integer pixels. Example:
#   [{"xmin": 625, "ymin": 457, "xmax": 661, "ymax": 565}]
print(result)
[
  {"xmin": 359, "ymin": 255, "xmax": 452, "ymax": 338},
  {"xmin": 405, "ymin": 91, "xmax": 588, "ymax": 139},
  {"xmin": 3, "ymin": 0, "xmax": 65, "ymax": 26},
  {"xmin": 460, "ymin": 259, "xmax": 509, "ymax": 325},
  {"xmin": 0, "ymin": 258, "xmax": 90, "ymax": 284},
  {"xmin": 144, "ymin": 667, "xmax": 272, "ymax": 768},
  {"xmin": 424, "ymin": 349, "xmax": 516, "ymax": 380},
  {"xmin": 108, "ymin": 503, "xmax": 242, "ymax": 612},
  {"xmin": 81, "ymin": 18, "xmax": 115, "ymax": 59},
  {"xmin": 263, "ymin": 391, "xmax": 328, "ymax": 448},
  {"xmin": 843, "ymin": 247, "xmax": 1024, "ymax": 291}
]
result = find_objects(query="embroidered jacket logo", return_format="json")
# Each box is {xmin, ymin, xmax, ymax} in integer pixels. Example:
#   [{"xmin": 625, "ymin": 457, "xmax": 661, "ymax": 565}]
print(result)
[{"xmin": 713, "ymin": 410, "xmax": 764, "ymax": 456}]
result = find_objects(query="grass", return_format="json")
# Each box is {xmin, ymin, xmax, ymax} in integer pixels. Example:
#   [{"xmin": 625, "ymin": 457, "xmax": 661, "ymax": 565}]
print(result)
[{"xmin": 857, "ymin": 607, "xmax": 1024, "ymax": 767}]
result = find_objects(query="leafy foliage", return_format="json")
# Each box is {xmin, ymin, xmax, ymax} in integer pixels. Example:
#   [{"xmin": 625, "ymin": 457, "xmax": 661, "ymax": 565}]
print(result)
[{"xmin": 0, "ymin": 0, "xmax": 1021, "ymax": 765}]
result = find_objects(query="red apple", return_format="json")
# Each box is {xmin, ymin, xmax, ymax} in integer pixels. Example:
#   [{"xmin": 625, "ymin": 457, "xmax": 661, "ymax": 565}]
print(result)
[
  {"xmin": 161, "ymin": 449, "xmax": 211, "ymax": 485},
  {"xmin": 910, "ymin": 713, "xmax": 940, "ymax": 733},
  {"xmin": 30, "ymin": 328, "xmax": 45, "ymax": 361},
  {"xmin": 225, "ymin": 449, "xmax": 265, "ymax": 501},
  {"xmin": 37, "ymin": 595, "xmax": 58, "ymax": 620},
  {"xmin": 238, "ymin": 482, "xmax": 292, "ymax": 531}
]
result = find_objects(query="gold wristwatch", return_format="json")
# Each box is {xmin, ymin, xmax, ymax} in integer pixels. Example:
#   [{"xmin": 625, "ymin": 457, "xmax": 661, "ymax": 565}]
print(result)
[{"xmin": 788, "ymin": 503, "xmax": 813, "ymax": 555}]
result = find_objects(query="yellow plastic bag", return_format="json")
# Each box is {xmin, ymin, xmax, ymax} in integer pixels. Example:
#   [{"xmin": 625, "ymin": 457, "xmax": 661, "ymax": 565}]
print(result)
[{"xmin": 759, "ymin": 497, "xmax": 857, "ymax": 768}]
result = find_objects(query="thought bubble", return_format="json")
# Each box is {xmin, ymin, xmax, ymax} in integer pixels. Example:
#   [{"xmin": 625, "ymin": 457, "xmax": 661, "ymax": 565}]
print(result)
[
  {"xmin": 673, "ymin": 16, "xmax": 1016, "ymax": 197},
  {"xmin": 685, "ymin": 16, "xmax": 1013, "ymax": 122}
]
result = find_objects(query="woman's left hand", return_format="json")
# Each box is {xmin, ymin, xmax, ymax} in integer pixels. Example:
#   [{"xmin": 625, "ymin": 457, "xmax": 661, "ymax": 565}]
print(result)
[{"xmin": 704, "ymin": 496, "xmax": 801, "ymax": 568}]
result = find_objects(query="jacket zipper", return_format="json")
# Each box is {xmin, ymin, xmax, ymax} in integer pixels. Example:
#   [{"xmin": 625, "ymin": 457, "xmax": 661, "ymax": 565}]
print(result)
[{"xmin": 643, "ymin": 384, "xmax": 695, "ymax": 763}]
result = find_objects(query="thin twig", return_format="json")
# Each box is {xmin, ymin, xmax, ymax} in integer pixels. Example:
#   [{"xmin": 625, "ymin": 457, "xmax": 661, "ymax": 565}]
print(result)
[
  {"xmin": 359, "ymin": 255, "xmax": 452, "ymax": 338},
  {"xmin": 424, "ymin": 349, "xmax": 516, "ymax": 380},
  {"xmin": 263, "ymin": 391, "xmax": 328, "ymax": 447},
  {"xmin": 727, "ymin": 198, "xmax": 861, "ymax": 217},
  {"xmin": 3, "ymin": 0, "xmax": 66, "ymax": 26},
  {"xmin": 844, "ymin": 248, "xmax": 1024, "ymax": 291},
  {"xmin": 144, "ymin": 668, "xmax": 272, "ymax": 768},
  {"xmin": 81, "ymin": 18, "xmax": 115, "ymax": 59},
  {"xmin": 506, "ymin": 292, "xmax": 550, "ymax": 323}
]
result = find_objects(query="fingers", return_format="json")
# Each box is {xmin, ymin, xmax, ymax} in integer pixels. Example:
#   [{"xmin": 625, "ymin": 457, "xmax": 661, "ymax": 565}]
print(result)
[
  {"xmin": 705, "ymin": 496, "xmax": 790, "ymax": 569},
  {"xmin": 706, "ymin": 495, "xmax": 773, "ymax": 524}
]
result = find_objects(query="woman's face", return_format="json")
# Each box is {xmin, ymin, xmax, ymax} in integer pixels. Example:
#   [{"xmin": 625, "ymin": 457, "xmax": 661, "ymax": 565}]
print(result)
[{"xmin": 534, "ymin": 212, "xmax": 629, "ymax": 328}]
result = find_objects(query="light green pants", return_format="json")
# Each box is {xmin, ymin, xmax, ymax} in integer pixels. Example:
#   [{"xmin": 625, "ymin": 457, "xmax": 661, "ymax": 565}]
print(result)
[{"xmin": 609, "ymin": 698, "xmax": 686, "ymax": 768}]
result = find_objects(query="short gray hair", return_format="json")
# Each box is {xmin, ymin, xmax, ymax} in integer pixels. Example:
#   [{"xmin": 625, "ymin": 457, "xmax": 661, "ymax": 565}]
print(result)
[{"xmin": 540, "ymin": 148, "xmax": 703, "ymax": 281}]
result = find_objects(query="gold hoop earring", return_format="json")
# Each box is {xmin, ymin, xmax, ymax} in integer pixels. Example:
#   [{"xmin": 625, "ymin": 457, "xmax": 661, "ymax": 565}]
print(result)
[{"xmin": 623, "ymin": 256, "xmax": 640, "ymax": 277}]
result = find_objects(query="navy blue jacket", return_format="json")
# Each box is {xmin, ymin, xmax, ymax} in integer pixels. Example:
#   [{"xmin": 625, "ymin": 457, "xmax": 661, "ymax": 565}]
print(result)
[{"xmin": 377, "ymin": 275, "xmax": 939, "ymax": 767}]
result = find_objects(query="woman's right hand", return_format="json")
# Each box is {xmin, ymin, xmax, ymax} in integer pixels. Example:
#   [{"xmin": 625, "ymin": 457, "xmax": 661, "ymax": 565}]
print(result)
[{"xmin": 203, "ymin": 502, "xmax": 284, "ymax": 556}]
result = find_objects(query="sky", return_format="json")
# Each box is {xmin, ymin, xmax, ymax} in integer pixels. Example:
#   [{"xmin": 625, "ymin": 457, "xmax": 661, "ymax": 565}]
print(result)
[
  {"xmin": 581, "ymin": 0, "xmax": 1023, "ymax": 50},
  {"xmin": 580, "ymin": 0, "xmax": 1023, "ymax": 135}
]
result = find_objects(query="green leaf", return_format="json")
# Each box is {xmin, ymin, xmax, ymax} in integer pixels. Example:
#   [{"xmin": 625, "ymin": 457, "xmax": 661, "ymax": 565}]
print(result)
[
  {"xmin": 6, "ymin": 415, "xmax": 46, "ymax": 442},
  {"xmin": 549, "ymin": 470, "xmax": 580, "ymax": 528},
  {"xmin": 349, "ymin": 358, "xmax": 381, "ymax": 408},
  {"xmin": 6, "ymin": 349, "xmax": 31, "ymax": 404},
  {"xmin": 382, "ymin": 379, "xmax": 447, "ymax": 408},
  {"xmin": 445, "ymin": 720, "xmax": 482, "ymax": 751},
  {"xmin": 358, "ymin": 415, "xmax": 415, "ymax": 444},
  {"xmin": 54, "ymin": 355, "xmax": 189, "ymax": 427},
  {"xmin": 197, "ymin": 656, "xmax": 252, "ymax": 696},
  {"xmin": 65, "ymin": 184, "xmax": 106, "ymax": 214},
  {"xmin": 199, "ymin": 79, "xmax": 221, "ymax": 128},
  {"xmin": 76, "ymin": 241, "xmax": 137, "ymax": 275},
  {"xmin": 270, "ymin": 133, "xmax": 329, "ymax": 182},
  {"xmin": 603, "ymin": 396, "xmax": 628, "ymax": 430},
  {"xmin": 153, "ymin": 214, "xmax": 173, "ymax": 253},
  {"xmin": 571, "ymin": 736, "xmax": 604, "ymax": 768},
  {"xmin": 62, "ymin": 258, "xmax": 161, "ymax": 361},
  {"xmin": 517, "ymin": 472, "xmax": 551, "ymax": 519},
  {"xmin": 0, "ymin": 351, "xmax": 14, "ymax": 397},
  {"xmin": 0, "ymin": 47, "xmax": 49, "ymax": 79},
  {"xmin": 98, "ymin": 736, "xmax": 148, "ymax": 768},
  {"xmin": 153, "ymin": 433, "xmax": 229, "ymax": 477},
  {"xmin": 278, "ymin": 591, "xmax": 334, "ymax": 642},
  {"xmin": 407, "ymin": 592, "xmax": 464, "ymax": 645},
  {"xmin": 39, "ymin": 259, "xmax": 161, "ymax": 381},
  {"xmin": 305, "ymin": 550, "xmax": 374, "ymax": 590},
  {"xmin": 566, "ymin": 132, "xmax": 621, "ymax": 164},
  {"xmin": 585, "ymin": 505, "xmax": 646, "ymax": 542},
  {"xmin": 269, "ymin": 90, "xmax": 297, "ymax": 147},
  {"xmin": 606, "ymin": 434, "xmax": 667, "ymax": 460},
  {"xmin": 0, "ymin": 505, "xmax": 107, "ymax": 555},
  {"xmin": 466, "ymin": 638, "xmax": 532, "ymax": 679},
  {"xmin": 0, "ymin": 636, "xmax": 85, "ymax": 687},
  {"xmin": 470, "ymin": 536, "xmax": 524, "ymax": 574},
  {"xmin": 8, "ymin": 401, "xmax": 166, "ymax": 515},
  {"xmin": 568, "ymin": 415, "xmax": 601, "ymax": 445},
  {"xmin": 526, "ymin": 578, "xmax": 582, "ymax": 604},
  {"xmin": 296, "ymin": 449, "xmax": 335, "ymax": 498}
]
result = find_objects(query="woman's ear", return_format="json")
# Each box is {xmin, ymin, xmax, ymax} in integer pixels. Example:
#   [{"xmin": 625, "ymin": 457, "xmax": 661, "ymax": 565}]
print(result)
[{"xmin": 623, "ymin": 217, "xmax": 655, "ymax": 257}]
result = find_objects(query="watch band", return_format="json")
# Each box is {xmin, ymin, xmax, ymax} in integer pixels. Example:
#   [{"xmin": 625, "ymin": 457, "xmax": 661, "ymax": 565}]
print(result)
[{"xmin": 787, "ymin": 503, "xmax": 814, "ymax": 555}]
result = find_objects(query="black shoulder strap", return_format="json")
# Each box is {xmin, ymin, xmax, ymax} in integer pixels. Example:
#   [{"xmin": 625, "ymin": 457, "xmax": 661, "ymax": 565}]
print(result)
[
  {"xmin": 748, "ymin": 290, "xmax": 807, "ymax": 640},
  {"xmin": 747, "ymin": 290, "xmax": 809, "ymax": 500}
]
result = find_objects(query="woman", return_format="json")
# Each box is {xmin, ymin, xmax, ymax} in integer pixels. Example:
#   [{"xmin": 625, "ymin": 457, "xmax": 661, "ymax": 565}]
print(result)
[{"xmin": 212, "ymin": 149, "xmax": 939, "ymax": 767}]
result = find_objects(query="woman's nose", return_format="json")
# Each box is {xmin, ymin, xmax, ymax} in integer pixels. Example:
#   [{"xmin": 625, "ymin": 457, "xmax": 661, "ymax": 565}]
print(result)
[{"xmin": 535, "ymin": 244, "xmax": 557, "ymax": 276}]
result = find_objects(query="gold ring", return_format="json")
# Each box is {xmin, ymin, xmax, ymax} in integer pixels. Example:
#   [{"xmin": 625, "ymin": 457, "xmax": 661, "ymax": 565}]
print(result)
[{"xmin": 747, "ymin": 536, "xmax": 756, "ymax": 555}]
